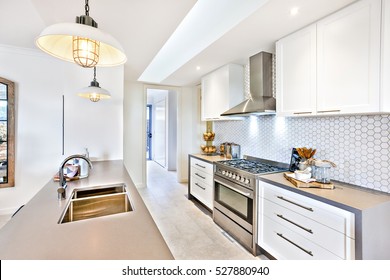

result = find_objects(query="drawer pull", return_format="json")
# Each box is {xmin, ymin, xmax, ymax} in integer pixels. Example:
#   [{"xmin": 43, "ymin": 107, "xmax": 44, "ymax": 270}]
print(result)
[
  {"xmin": 293, "ymin": 111, "xmax": 312, "ymax": 115},
  {"xmin": 277, "ymin": 233, "xmax": 313, "ymax": 256},
  {"xmin": 277, "ymin": 196, "xmax": 314, "ymax": 212},
  {"xmin": 195, "ymin": 163, "xmax": 206, "ymax": 169},
  {"xmin": 195, "ymin": 173, "xmax": 206, "ymax": 180},
  {"xmin": 195, "ymin": 183, "xmax": 206, "ymax": 190},
  {"xmin": 317, "ymin": 109, "xmax": 341, "ymax": 113},
  {"xmin": 276, "ymin": 214, "xmax": 313, "ymax": 234}
]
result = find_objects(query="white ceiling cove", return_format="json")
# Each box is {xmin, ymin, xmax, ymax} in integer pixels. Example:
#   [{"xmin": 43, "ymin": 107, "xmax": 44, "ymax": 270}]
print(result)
[
  {"xmin": 138, "ymin": 0, "xmax": 270, "ymax": 84},
  {"xmin": 0, "ymin": 0, "xmax": 356, "ymax": 86}
]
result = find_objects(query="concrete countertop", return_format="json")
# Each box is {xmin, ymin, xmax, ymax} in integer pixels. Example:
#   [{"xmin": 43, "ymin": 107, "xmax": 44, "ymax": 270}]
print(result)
[
  {"xmin": 259, "ymin": 172, "xmax": 390, "ymax": 213},
  {"xmin": 0, "ymin": 160, "xmax": 173, "ymax": 260}
]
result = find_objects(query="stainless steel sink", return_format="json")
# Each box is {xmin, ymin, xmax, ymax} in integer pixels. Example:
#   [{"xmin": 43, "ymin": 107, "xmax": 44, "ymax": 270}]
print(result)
[{"xmin": 59, "ymin": 183, "xmax": 133, "ymax": 224}]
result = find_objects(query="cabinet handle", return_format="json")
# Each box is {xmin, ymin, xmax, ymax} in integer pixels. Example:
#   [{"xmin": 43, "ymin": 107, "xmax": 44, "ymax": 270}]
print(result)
[
  {"xmin": 195, "ymin": 183, "xmax": 206, "ymax": 190},
  {"xmin": 277, "ymin": 196, "xmax": 314, "ymax": 212},
  {"xmin": 276, "ymin": 214, "xmax": 313, "ymax": 234},
  {"xmin": 195, "ymin": 163, "xmax": 206, "ymax": 169},
  {"xmin": 277, "ymin": 233, "xmax": 313, "ymax": 256},
  {"xmin": 317, "ymin": 109, "xmax": 341, "ymax": 113},
  {"xmin": 195, "ymin": 173, "xmax": 206, "ymax": 180},
  {"xmin": 293, "ymin": 112, "xmax": 312, "ymax": 115}
]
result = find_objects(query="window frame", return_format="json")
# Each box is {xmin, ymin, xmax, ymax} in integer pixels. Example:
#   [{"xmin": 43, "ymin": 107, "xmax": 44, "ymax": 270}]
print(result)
[{"xmin": 0, "ymin": 77, "xmax": 15, "ymax": 188}]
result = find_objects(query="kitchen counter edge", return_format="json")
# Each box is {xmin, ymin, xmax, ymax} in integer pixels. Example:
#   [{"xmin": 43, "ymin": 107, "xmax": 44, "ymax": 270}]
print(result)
[
  {"xmin": 189, "ymin": 153, "xmax": 229, "ymax": 163},
  {"xmin": 258, "ymin": 172, "xmax": 390, "ymax": 213},
  {"xmin": 0, "ymin": 160, "xmax": 174, "ymax": 260}
]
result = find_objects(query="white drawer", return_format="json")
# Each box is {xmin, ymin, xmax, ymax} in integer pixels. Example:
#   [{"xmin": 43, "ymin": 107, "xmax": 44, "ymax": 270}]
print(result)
[
  {"xmin": 260, "ymin": 182, "xmax": 355, "ymax": 238},
  {"xmin": 190, "ymin": 176, "xmax": 213, "ymax": 209},
  {"xmin": 190, "ymin": 157, "xmax": 214, "ymax": 175},
  {"xmin": 262, "ymin": 199, "xmax": 354, "ymax": 259},
  {"xmin": 260, "ymin": 215, "xmax": 343, "ymax": 260},
  {"xmin": 191, "ymin": 167, "xmax": 213, "ymax": 186}
]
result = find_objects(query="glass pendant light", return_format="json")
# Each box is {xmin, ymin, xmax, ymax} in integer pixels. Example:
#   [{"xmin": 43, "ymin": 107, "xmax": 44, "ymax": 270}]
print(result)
[
  {"xmin": 78, "ymin": 67, "xmax": 111, "ymax": 102},
  {"xmin": 36, "ymin": 0, "xmax": 126, "ymax": 68}
]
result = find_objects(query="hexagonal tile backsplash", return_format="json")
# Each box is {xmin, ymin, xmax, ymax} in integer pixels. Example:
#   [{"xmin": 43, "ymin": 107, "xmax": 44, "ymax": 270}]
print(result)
[{"xmin": 214, "ymin": 114, "xmax": 390, "ymax": 193}]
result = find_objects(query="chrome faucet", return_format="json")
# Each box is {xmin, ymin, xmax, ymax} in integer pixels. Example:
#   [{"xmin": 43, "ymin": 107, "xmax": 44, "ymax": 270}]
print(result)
[{"xmin": 58, "ymin": 154, "xmax": 93, "ymax": 200}]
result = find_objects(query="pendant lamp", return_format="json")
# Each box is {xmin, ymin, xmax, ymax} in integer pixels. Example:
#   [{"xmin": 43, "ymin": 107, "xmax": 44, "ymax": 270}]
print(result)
[
  {"xmin": 35, "ymin": 0, "xmax": 127, "ymax": 68},
  {"xmin": 78, "ymin": 67, "xmax": 111, "ymax": 102}
]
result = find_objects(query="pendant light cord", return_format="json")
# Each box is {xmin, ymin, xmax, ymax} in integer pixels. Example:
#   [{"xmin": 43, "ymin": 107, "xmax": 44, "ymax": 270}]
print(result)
[
  {"xmin": 85, "ymin": 0, "xmax": 90, "ymax": 16},
  {"xmin": 93, "ymin": 67, "xmax": 97, "ymax": 82}
]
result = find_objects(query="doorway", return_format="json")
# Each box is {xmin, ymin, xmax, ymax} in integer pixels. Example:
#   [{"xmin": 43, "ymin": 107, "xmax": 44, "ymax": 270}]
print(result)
[
  {"xmin": 154, "ymin": 98, "xmax": 167, "ymax": 167},
  {"xmin": 146, "ymin": 88, "xmax": 177, "ymax": 171},
  {"xmin": 146, "ymin": 105, "xmax": 152, "ymax": 160}
]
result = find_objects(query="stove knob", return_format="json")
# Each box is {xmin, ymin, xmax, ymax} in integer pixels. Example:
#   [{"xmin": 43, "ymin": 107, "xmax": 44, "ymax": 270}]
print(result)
[
  {"xmin": 222, "ymin": 170, "xmax": 226, "ymax": 175},
  {"xmin": 241, "ymin": 177, "xmax": 245, "ymax": 183},
  {"xmin": 244, "ymin": 178, "xmax": 250, "ymax": 184},
  {"xmin": 236, "ymin": 175, "xmax": 241, "ymax": 181},
  {"xmin": 232, "ymin": 174, "xmax": 236, "ymax": 179},
  {"xmin": 228, "ymin": 173, "xmax": 232, "ymax": 178}
]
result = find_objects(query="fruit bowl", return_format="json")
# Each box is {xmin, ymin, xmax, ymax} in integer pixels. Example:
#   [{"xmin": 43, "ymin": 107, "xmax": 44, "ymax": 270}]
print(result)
[
  {"xmin": 200, "ymin": 145, "xmax": 216, "ymax": 154},
  {"xmin": 203, "ymin": 132, "xmax": 215, "ymax": 141}
]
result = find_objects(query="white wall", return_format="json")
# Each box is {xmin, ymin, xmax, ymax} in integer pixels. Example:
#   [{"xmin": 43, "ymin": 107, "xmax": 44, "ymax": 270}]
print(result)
[
  {"xmin": 0, "ymin": 44, "xmax": 124, "ymax": 214},
  {"xmin": 177, "ymin": 85, "xmax": 205, "ymax": 183},
  {"xmin": 123, "ymin": 82, "xmax": 146, "ymax": 188},
  {"xmin": 167, "ymin": 90, "xmax": 177, "ymax": 171},
  {"xmin": 62, "ymin": 65, "xmax": 123, "ymax": 160}
]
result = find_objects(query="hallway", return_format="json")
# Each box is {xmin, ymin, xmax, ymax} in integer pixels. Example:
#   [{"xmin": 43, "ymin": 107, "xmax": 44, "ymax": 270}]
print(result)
[{"xmin": 138, "ymin": 161, "xmax": 266, "ymax": 260}]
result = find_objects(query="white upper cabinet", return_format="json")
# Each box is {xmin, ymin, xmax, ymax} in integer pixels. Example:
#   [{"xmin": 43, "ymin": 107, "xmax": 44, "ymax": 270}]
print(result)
[
  {"xmin": 276, "ymin": 0, "xmax": 383, "ymax": 116},
  {"xmin": 316, "ymin": 0, "xmax": 381, "ymax": 114},
  {"xmin": 201, "ymin": 64, "xmax": 244, "ymax": 121},
  {"xmin": 381, "ymin": 0, "xmax": 390, "ymax": 112},
  {"xmin": 276, "ymin": 25, "xmax": 317, "ymax": 116}
]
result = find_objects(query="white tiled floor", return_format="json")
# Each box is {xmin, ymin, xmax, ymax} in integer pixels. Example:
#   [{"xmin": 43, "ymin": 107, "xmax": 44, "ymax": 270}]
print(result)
[{"xmin": 138, "ymin": 161, "xmax": 266, "ymax": 260}]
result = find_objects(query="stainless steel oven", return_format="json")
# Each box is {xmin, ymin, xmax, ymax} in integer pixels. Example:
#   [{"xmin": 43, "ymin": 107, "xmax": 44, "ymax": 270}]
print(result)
[
  {"xmin": 214, "ymin": 176, "xmax": 253, "ymax": 232},
  {"xmin": 213, "ymin": 156, "xmax": 289, "ymax": 256},
  {"xmin": 214, "ymin": 175, "xmax": 255, "ymax": 253}
]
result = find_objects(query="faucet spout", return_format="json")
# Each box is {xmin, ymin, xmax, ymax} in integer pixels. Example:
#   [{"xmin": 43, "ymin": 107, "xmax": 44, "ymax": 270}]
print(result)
[{"xmin": 58, "ymin": 154, "xmax": 93, "ymax": 200}]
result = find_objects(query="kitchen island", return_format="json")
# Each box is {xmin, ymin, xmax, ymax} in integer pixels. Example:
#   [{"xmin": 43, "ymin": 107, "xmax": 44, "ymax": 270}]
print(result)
[{"xmin": 0, "ymin": 160, "xmax": 174, "ymax": 260}]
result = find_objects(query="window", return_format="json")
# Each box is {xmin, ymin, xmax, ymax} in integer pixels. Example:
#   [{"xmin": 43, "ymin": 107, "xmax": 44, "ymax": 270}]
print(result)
[{"xmin": 0, "ymin": 77, "xmax": 15, "ymax": 188}]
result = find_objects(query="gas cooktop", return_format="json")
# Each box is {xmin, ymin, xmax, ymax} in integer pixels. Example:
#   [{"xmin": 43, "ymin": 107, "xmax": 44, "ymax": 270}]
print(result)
[{"xmin": 217, "ymin": 158, "xmax": 289, "ymax": 175}]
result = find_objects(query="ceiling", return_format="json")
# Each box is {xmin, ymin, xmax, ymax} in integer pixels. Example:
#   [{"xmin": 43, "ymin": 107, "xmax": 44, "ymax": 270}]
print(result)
[{"xmin": 0, "ymin": 0, "xmax": 356, "ymax": 86}]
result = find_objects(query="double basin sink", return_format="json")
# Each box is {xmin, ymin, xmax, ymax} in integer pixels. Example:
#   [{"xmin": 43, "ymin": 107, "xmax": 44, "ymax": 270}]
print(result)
[{"xmin": 59, "ymin": 183, "xmax": 133, "ymax": 224}]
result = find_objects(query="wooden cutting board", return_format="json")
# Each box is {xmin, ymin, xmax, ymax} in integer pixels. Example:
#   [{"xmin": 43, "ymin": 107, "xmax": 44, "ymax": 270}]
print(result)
[
  {"xmin": 283, "ymin": 173, "xmax": 335, "ymax": 189},
  {"xmin": 53, "ymin": 174, "xmax": 80, "ymax": 182}
]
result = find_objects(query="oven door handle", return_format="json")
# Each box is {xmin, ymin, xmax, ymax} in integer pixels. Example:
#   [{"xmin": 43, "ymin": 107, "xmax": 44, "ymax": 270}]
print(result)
[{"xmin": 214, "ymin": 178, "xmax": 252, "ymax": 197}]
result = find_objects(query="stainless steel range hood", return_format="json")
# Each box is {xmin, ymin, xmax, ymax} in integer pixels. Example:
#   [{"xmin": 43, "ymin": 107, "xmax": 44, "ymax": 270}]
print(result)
[{"xmin": 221, "ymin": 51, "xmax": 275, "ymax": 116}]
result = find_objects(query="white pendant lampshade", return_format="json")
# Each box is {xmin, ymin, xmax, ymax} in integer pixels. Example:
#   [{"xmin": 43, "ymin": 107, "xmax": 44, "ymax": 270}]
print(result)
[
  {"xmin": 35, "ymin": 0, "xmax": 127, "ymax": 68},
  {"xmin": 78, "ymin": 67, "xmax": 111, "ymax": 102}
]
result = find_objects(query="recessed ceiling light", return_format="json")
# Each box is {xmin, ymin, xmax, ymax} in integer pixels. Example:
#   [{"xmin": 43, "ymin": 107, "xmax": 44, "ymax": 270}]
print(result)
[
  {"xmin": 196, "ymin": 66, "xmax": 201, "ymax": 70},
  {"xmin": 290, "ymin": 7, "xmax": 299, "ymax": 16}
]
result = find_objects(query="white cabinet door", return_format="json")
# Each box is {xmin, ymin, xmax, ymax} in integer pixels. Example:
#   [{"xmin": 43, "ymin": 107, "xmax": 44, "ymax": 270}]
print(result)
[
  {"xmin": 276, "ymin": 25, "xmax": 317, "ymax": 116},
  {"xmin": 381, "ymin": 0, "xmax": 390, "ymax": 112},
  {"xmin": 201, "ymin": 67, "xmax": 229, "ymax": 120},
  {"xmin": 316, "ymin": 0, "xmax": 381, "ymax": 114},
  {"xmin": 201, "ymin": 64, "xmax": 244, "ymax": 121}
]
